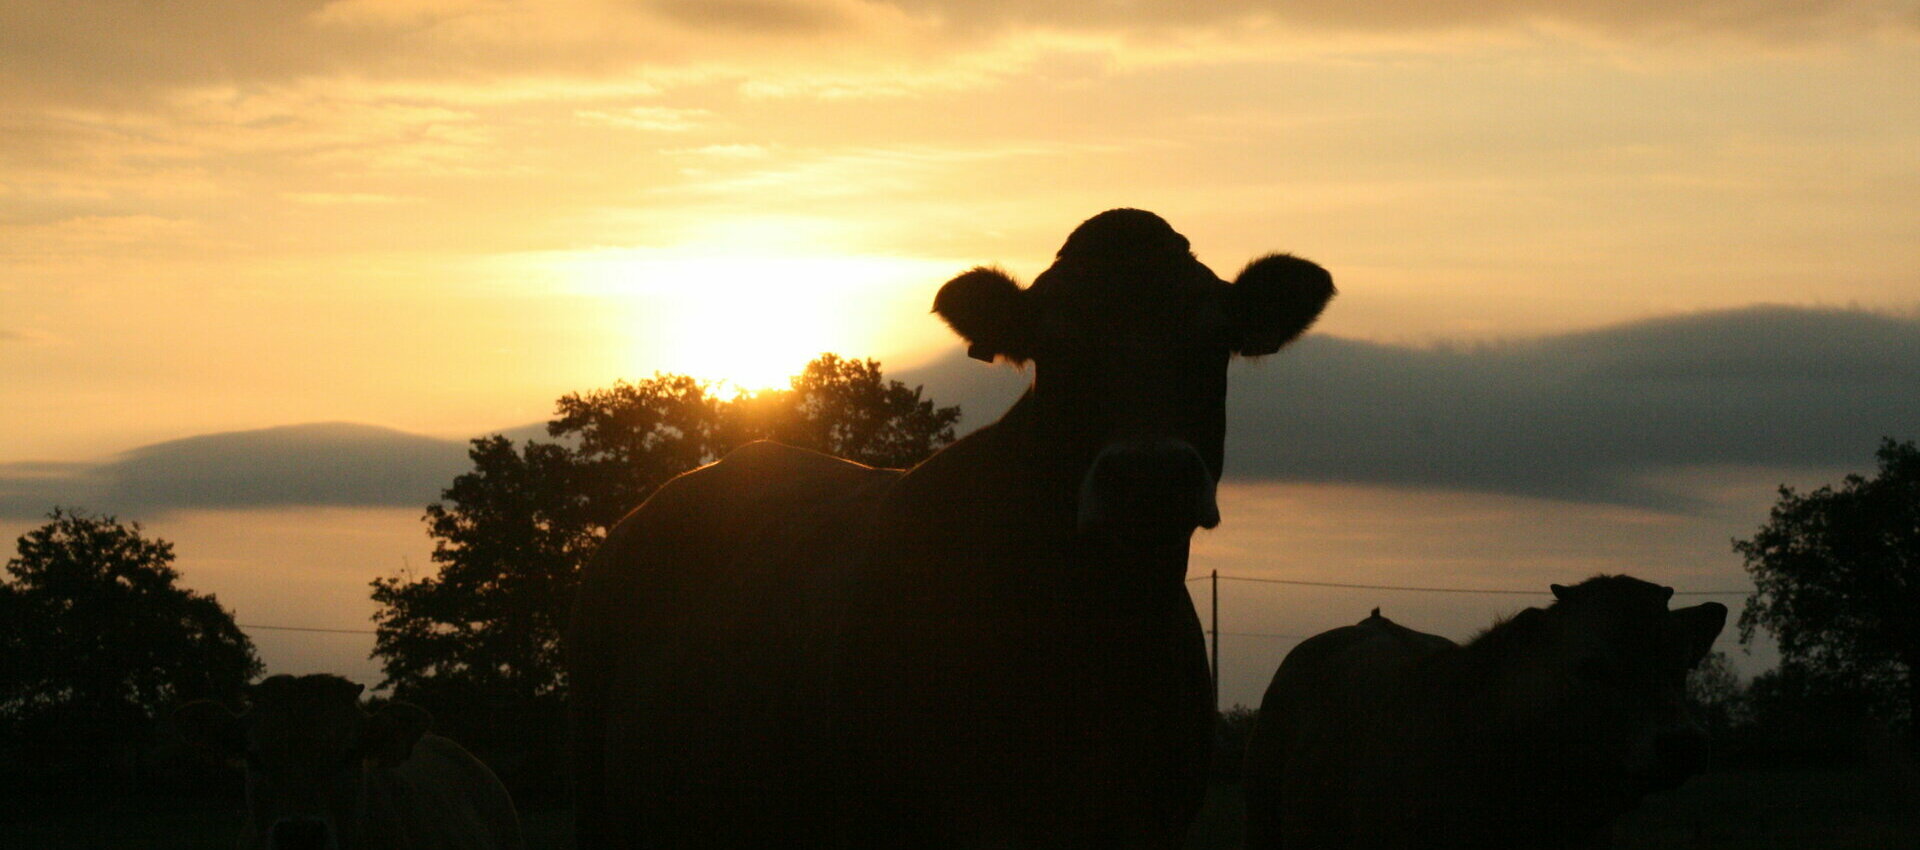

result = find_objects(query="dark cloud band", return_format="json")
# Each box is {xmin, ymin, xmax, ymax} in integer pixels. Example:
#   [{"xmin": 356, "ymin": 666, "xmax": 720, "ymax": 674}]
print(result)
[
  {"xmin": 903, "ymin": 304, "xmax": 1920, "ymax": 510},
  {"xmin": 4, "ymin": 305, "xmax": 1915, "ymax": 519}
]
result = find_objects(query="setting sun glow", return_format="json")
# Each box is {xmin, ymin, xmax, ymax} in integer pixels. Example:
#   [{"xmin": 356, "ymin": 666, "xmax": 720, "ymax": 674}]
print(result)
[
  {"xmin": 550, "ymin": 241, "xmax": 956, "ymax": 391},
  {"xmin": 8, "ymin": 0, "xmax": 1920, "ymax": 759}
]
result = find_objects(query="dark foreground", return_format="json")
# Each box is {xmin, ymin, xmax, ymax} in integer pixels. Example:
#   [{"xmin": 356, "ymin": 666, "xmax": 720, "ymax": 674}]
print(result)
[{"xmin": 4, "ymin": 769, "xmax": 1914, "ymax": 849}]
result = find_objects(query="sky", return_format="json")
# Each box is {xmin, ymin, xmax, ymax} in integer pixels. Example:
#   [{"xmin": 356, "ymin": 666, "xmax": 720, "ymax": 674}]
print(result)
[{"xmin": 4, "ymin": 1, "xmax": 1920, "ymax": 707}]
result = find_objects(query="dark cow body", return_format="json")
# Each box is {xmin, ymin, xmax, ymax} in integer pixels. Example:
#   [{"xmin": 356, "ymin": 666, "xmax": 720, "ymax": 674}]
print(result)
[
  {"xmin": 176, "ymin": 674, "xmax": 524, "ymax": 850},
  {"xmin": 567, "ymin": 209, "xmax": 1334, "ymax": 847},
  {"xmin": 1242, "ymin": 576, "xmax": 1728, "ymax": 850}
]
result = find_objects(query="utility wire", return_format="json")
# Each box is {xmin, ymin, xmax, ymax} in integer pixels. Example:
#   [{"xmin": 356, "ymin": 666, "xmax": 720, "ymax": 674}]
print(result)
[
  {"xmin": 237, "ymin": 623, "xmax": 377, "ymax": 635},
  {"xmin": 1185, "ymin": 574, "xmax": 1748, "ymax": 596},
  {"xmin": 232, "ymin": 575, "xmax": 1746, "ymax": 637}
]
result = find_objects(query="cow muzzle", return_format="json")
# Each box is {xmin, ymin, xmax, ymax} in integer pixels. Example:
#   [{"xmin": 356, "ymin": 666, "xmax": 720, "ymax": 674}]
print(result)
[{"xmin": 1077, "ymin": 438, "xmax": 1220, "ymax": 541}]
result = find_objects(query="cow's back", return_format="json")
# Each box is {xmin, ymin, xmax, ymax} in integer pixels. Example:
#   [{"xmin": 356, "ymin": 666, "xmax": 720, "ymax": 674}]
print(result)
[
  {"xmin": 568, "ymin": 440, "xmax": 900, "ymax": 846},
  {"xmin": 364, "ymin": 734, "xmax": 524, "ymax": 849},
  {"xmin": 1243, "ymin": 612, "xmax": 1455, "ymax": 850}
]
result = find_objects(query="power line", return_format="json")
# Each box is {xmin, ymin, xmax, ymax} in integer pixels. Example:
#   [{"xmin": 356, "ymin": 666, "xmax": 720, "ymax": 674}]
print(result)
[
  {"xmin": 1184, "ymin": 574, "xmax": 1748, "ymax": 597},
  {"xmin": 1216, "ymin": 629, "xmax": 1741, "ymax": 646},
  {"xmin": 238, "ymin": 623, "xmax": 376, "ymax": 635}
]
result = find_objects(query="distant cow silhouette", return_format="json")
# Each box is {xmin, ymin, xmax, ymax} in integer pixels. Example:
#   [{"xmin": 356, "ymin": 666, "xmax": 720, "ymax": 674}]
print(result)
[
  {"xmin": 567, "ymin": 209, "xmax": 1335, "ymax": 847},
  {"xmin": 176, "ymin": 674, "xmax": 524, "ymax": 850},
  {"xmin": 1242, "ymin": 575, "xmax": 1728, "ymax": 850}
]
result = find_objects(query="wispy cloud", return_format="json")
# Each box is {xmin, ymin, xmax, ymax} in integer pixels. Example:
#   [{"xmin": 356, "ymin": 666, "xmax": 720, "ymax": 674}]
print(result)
[
  {"xmin": 281, "ymin": 192, "xmax": 413, "ymax": 205},
  {"xmin": 889, "ymin": 1, "xmax": 1920, "ymax": 43},
  {"xmin": 575, "ymin": 106, "xmax": 713, "ymax": 132},
  {"xmin": 13, "ymin": 1, "xmax": 1906, "ymax": 115}
]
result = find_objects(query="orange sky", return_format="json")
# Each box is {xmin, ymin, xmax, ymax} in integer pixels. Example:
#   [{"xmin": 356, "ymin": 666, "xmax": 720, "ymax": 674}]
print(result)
[
  {"xmin": 6, "ymin": 1, "xmax": 1920, "ymax": 696},
  {"xmin": 8, "ymin": 1, "xmax": 1920, "ymax": 456}
]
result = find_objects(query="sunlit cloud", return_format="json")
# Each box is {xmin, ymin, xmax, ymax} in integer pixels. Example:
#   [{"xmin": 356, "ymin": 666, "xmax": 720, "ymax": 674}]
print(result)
[
  {"xmin": 14, "ymin": 1, "xmax": 1908, "ymax": 120},
  {"xmin": 0, "ymin": 214, "xmax": 219, "ymax": 265},
  {"xmin": 666, "ymin": 143, "xmax": 775, "ymax": 159},
  {"xmin": 575, "ymin": 105, "xmax": 714, "ymax": 132},
  {"xmin": 282, "ymin": 192, "xmax": 414, "ymax": 205}
]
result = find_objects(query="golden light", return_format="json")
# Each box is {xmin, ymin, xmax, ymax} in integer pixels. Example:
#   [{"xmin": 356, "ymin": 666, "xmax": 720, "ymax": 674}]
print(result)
[{"xmin": 542, "ymin": 222, "xmax": 958, "ymax": 391}]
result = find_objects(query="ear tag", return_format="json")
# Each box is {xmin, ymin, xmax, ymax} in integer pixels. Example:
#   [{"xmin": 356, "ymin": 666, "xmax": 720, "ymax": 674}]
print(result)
[{"xmin": 967, "ymin": 344, "xmax": 995, "ymax": 362}]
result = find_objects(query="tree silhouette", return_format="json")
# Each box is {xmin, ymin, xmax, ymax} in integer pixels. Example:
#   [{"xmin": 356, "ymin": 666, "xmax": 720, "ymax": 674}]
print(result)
[
  {"xmin": 0, "ymin": 508, "xmax": 259, "ymax": 788},
  {"xmin": 368, "ymin": 356, "xmax": 957, "ymax": 789},
  {"xmin": 725, "ymin": 354, "xmax": 963, "ymax": 468},
  {"xmin": 1735, "ymin": 438, "xmax": 1920, "ymax": 754},
  {"xmin": 1685, "ymin": 650, "xmax": 1746, "ymax": 741}
]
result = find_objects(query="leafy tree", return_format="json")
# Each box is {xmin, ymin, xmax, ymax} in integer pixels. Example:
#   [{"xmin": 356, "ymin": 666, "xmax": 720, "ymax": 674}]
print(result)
[
  {"xmin": 551, "ymin": 372, "xmax": 729, "ymax": 530},
  {"xmin": 368, "ymin": 356, "xmax": 958, "ymax": 790},
  {"xmin": 1685, "ymin": 651, "xmax": 1746, "ymax": 740},
  {"xmin": 1728, "ymin": 660, "xmax": 1884, "ymax": 768},
  {"xmin": 0, "ymin": 508, "xmax": 259, "ymax": 787},
  {"xmin": 1735, "ymin": 438, "xmax": 1920, "ymax": 754},
  {"xmin": 725, "ymin": 354, "xmax": 963, "ymax": 468}
]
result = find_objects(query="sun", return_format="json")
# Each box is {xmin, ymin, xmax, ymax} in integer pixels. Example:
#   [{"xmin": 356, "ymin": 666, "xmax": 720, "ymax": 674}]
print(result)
[
  {"xmin": 551, "ymin": 230, "xmax": 954, "ymax": 392},
  {"xmin": 642, "ymin": 255, "xmax": 864, "ymax": 392}
]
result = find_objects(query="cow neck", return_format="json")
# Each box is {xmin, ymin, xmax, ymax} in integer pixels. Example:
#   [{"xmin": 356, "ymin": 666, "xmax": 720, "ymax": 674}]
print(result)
[
  {"xmin": 890, "ymin": 389, "xmax": 1195, "ymax": 590},
  {"xmin": 1436, "ymin": 613, "xmax": 1618, "ymax": 809},
  {"xmin": 1002, "ymin": 386, "xmax": 1111, "ymax": 479},
  {"xmin": 1000, "ymin": 389, "xmax": 1199, "ymax": 592},
  {"xmin": 900, "ymin": 389, "xmax": 1099, "ymax": 507},
  {"xmin": 1397, "ymin": 626, "xmax": 1533, "ymax": 752}
]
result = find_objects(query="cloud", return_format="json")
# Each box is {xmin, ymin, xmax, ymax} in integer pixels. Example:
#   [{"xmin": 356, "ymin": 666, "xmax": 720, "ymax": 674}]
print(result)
[
  {"xmin": 7, "ymin": 305, "xmax": 1913, "ymax": 519},
  {"xmin": 0, "ymin": 1, "xmax": 919, "ymax": 109},
  {"xmin": 575, "ymin": 106, "xmax": 713, "ymax": 132},
  {"xmin": 890, "ymin": 1, "xmax": 1920, "ymax": 42},
  {"xmin": 0, "ymin": 422, "xmax": 473, "ymax": 520},
  {"xmin": 280, "ymin": 192, "xmax": 413, "ymax": 205},
  {"xmin": 650, "ymin": 0, "xmax": 873, "ymax": 35},
  {"xmin": 9, "ymin": 1, "xmax": 1910, "ymax": 112},
  {"xmin": 899, "ymin": 304, "xmax": 1920, "ymax": 509}
]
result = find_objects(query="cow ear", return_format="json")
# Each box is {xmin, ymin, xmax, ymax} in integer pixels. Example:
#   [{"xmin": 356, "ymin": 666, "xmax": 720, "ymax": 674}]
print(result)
[
  {"xmin": 175, "ymin": 700, "xmax": 247, "ymax": 765},
  {"xmin": 934, "ymin": 267, "xmax": 1034, "ymax": 363},
  {"xmin": 1226, "ymin": 253, "xmax": 1334, "ymax": 356},
  {"xmin": 1671, "ymin": 602, "xmax": 1728, "ymax": 668},
  {"xmin": 361, "ymin": 702, "xmax": 432, "ymax": 767}
]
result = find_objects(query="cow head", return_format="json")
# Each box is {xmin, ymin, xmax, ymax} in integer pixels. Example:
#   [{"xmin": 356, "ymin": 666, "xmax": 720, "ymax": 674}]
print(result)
[
  {"xmin": 934, "ymin": 209, "xmax": 1333, "ymax": 544},
  {"xmin": 175, "ymin": 674, "xmax": 432, "ymax": 850},
  {"xmin": 1497, "ymin": 576, "xmax": 1727, "ymax": 810}
]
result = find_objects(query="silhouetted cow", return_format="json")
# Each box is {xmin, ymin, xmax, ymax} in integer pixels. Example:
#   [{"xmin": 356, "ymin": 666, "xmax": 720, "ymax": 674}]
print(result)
[
  {"xmin": 176, "ymin": 674, "xmax": 524, "ymax": 850},
  {"xmin": 567, "ymin": 209, "xmax": 1335, "ymax": 847},
  {"xmin": 1242, "ymin": 575, "xmax": 1728, "ymax": 850}
]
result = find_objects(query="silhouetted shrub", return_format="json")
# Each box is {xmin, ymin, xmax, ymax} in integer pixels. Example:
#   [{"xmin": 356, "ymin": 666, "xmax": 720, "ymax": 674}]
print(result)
[
  {"xmin": 0, "ymin": 509, "xmax": 259, "ymax": 795},
  {"xmin": 1212, "ymin": 705, "xmax": 1258, "ymax": 781}
]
